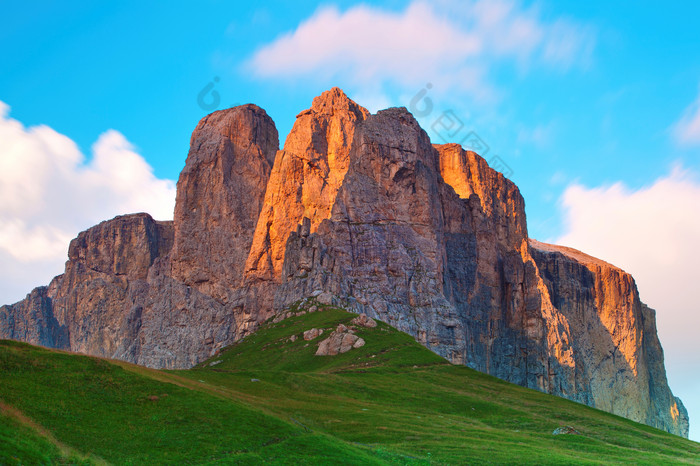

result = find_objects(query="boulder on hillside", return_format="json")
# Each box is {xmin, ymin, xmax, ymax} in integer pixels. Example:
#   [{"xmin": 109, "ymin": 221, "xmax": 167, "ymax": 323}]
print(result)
[
  {"xmin": 352, "ymin": 314, "xmax": 377, "ymax": 328},
  {"xmin": 315, "ymin": 324, "xmax": 365, "ymax": 356},
  {"xmin": 303, "ymin": 328, "xmax": 323, "ymax": 341}
]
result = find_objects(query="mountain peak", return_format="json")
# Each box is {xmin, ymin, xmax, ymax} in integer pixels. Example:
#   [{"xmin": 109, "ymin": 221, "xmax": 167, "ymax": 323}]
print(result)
[{"xmin": 296, "ymin": 87, "xmax": 370, "ymax": 120}]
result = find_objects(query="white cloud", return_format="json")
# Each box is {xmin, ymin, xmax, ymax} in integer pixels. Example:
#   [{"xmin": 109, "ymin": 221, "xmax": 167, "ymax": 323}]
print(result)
[
  {"xmin": 0, "ymin": 101, "xmax": 176, "ymax": 304},
  {"xmin": 246, "ymin": 0, "xmax": 595, "ymax": 99},
  {"xmin": 673, "ymin": 88, "xmax": 700, "ymax": 146},
  {"xmin": 555, "ymin": 166, "xmax": 700, "ymax": 439}
]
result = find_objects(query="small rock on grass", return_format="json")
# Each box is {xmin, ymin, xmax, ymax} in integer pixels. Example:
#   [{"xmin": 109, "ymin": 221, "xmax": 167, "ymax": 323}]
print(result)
[
  {"xmin": 552, "ymin": 426, "xmax": 581, "ymax": 435},
  {"xmin": 352, "ymin": 314, "xmax": 377, "ymax": 328},
  {"xmin": 336, "ymin": 324, "xmax": 351, "ymax": 333},
  {"xmin": 317, "ymin": 292, "xmax": 333, "ymax": 305},
  {"xmin": 303, "ymin": 328, "xmax": 324, "ymax": 340}
]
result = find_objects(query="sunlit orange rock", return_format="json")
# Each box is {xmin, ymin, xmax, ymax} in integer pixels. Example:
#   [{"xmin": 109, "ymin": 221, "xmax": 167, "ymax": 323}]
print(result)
[
  {"xmin": 172, "ymin": 104, "xmax": 278, "ymax": 301},
  {"xmin": 244, "ymin": 88, "xmax": 369, "ymax": 282},
  {"xmin": 529, "ymin": 239, "xmax": 688, "ymax": 436}
]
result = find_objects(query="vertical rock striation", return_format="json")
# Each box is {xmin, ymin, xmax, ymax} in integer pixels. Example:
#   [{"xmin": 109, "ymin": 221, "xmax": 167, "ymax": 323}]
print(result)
[
  {"xmin": 529, "ymin": 240, "xmax": 689, "ymax": 436},
  {"xmin": 278, "ymin": 107, "xmax": 579, "ymax": 414},
  {"xmin": 437, "ymin": 143, "xmax": 526, "ymax": 247},
  {"xmin": 245, "ymin": 88, "xmax": 369, "ymax": 282},
  {"xmin": 0, "ymin": 89, "xmax": 687, "ymax": 436},
  {"xmin": 172, "ymin": 104, "xmax": 278, "ymax": 301},
  {"xmin": 1, "ymin": 105, "xmax": 280, "ymax": 368}
]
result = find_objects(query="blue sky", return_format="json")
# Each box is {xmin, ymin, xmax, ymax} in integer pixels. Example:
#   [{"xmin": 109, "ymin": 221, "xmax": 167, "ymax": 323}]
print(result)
[
  {"xmin": 3, "ymin": 1, "xmax": 700, "ymax": 237},
  {"xmin": 2, "ymin": 0, "xmax": 700, "ymax": 440}
]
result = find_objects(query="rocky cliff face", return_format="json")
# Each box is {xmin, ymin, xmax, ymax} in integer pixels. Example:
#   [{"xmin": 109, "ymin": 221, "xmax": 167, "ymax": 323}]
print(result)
[
  {"xmin": 0, "ymin": 88, "xmax": 688, "ymax": 437},
  {"xmin": 0, "ymin": 213, "xmax": 240, "ymax": 368},
  {"xmin": 245, "ymin": 88, "xmax": 370, "ymax": 283},
  {"xmin": 172, "ymin": 104, "xmax": 278, "ymax": 302},
  {"xmin": 529, "ymin": 240, "xmax": 689, "ymax": 436}
]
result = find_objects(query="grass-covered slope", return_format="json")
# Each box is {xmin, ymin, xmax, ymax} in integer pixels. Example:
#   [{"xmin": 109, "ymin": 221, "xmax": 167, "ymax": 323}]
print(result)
[
  {"xmin": 1, "ymin": 302, "xmax": 698, "ymax": 464},
  {"xmin": 0, "ymin": 339, "xmax": 399, "ymax": 464},
  {"xmin": 0, "ymin": 407, "xmax": 90, "ymax": 465}
]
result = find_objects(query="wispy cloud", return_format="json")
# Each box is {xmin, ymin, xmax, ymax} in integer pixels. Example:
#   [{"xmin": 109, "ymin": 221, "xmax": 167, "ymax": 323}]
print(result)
[
  {"xmin": 673, "ymin": 87, "xmax": 700, "ymax": 146},
  {"xmin": 0, "ymin": 101, "xmax": 175, "ymax": 304},
  {"xmin": 246, "ymin": 0, "xmax": 595, "ymax": 101}
]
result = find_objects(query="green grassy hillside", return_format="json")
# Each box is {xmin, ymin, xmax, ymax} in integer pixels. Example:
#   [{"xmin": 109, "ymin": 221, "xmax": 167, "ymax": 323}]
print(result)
[{"xmin": 1, "ymin": 302, "xmax": 698, "ymax": 464}]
